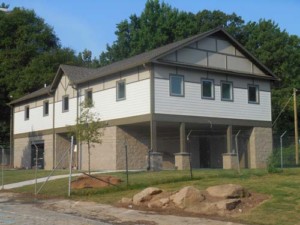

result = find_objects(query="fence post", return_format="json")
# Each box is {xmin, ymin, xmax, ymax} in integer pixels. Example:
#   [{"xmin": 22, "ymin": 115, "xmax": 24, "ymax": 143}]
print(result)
[
  {"xmin": 125, "ymin": 142, "xmax": 128, "ymax": 188},
  {"xmin": 280, "ymin": 131, "xmax": 287, "ymax": 169},
  {"xmin": 0, "ymin": 146, "xmax": 4, "ymax": 190}
]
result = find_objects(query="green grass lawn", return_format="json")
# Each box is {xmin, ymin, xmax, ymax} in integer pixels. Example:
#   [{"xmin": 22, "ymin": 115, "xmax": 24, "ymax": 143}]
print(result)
[
  {"xmin": 5, "ymin": 168, "xmax": 300, "ymax": 225},
  {"xmin": 0, "ymin": 169, "xmax": 72, "ymax": 184}
]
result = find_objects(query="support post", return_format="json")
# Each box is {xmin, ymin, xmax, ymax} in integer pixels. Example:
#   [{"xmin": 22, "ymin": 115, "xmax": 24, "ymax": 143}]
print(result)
[
  {"xmin": 150, "ymin": 120, "xmax": 157, "ymax": 152},
  {"xmin": 294, "ymin": 88, "xmax": 299, "ymax": 165},
  {"xmin": 227, "ymin": 125, "xmax": 233, "ymax": 153},
  {"xmin": 180, "ymin": 122, "xmax": 186, "ymax": 153}
]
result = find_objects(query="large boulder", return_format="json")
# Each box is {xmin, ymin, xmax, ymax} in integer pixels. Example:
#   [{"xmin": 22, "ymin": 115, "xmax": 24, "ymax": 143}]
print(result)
[
  {"xmin": 132, "ymin": 187, "xmax": 162, "ymax": 205},
  {"xmin": 170, "ymin": 186, "xmax": 205, "ymax": 209},
  {"xmin": 206, "ymin": 184, "xmax": 248, "ymax": 198}
]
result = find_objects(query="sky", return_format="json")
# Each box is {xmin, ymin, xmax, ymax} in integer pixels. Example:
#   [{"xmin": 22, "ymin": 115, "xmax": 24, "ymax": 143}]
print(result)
[{"xmin": 6, "ymin": 0, "xmax": 300, "ymax": 58}]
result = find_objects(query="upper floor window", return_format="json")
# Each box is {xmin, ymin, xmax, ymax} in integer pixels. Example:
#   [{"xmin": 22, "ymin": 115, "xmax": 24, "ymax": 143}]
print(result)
[
  {"xmin": 248, "ymin": 84, "xmax": 259, "ymax": 104},
  {"xmin": 43, "ymin": 101, "xmax": 49, "ymax": 116},
  {"xmin": 62, "ymin": 95, "xmax": 69, "ymax": 112},
  {"xmin": 25, "ymin": 106, "xmax": 29, "ymax": 120},
  {"xmin": 170, "ymin": 74, "xmax": 184, "ymax": 97},
  {"xmin": 85, "ymin": 89, "xmax": 93, "ymax": 107},
  {"xmin": 117, "ymin": 80, "xmax": 126, "ymax": 101},
  {"xmin": 221, "ymin": 81, "xmax": 233, "ymax": 101},
  {"xmin": 202, "ymin": 79, "xmax": 214, "ymax": 99}
]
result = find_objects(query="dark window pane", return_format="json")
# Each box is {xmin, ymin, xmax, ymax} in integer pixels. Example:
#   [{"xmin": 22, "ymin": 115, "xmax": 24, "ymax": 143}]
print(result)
[
  {"xmin": 63, "ymin": 96, "xmax": 69, "ymax": 111},
  {"xmin": 44, "ymin": 101, "xmax": 49, "ymax": 115},
  {"xmin": 117, "ymin": 82, "xmax": 125, "ymax": 100},
  {"xmin": 202, "ymin": 80, "xmax": 212, "ymax": 98},
  {"xmin": 85, "ymin": 90, "xmax": 93, "ymax": 106},
  {"xmin": 248, "ymin": 86, "xmax": 257, "ymax": 102},
  {"xmin": 222, "ymin": 83, "xmax": 232, "ymax": 100},
  {"xmin": 25, "ymin": 106, "xmax": 29, "ymax": 119},
  {"xmin": 170, "ymin": 75, "xmax": 183, "ymax": 96}
]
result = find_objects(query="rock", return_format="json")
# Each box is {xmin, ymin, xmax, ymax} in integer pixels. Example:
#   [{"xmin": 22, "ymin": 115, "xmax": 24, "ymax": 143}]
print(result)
[
  {"xmin": 206, "ymin": 184, "xmax": 248, "ymax": 198},
  {"xmin": 159, "ymin": 198, "xmax": 170, "ymax": 205},
  {"xmin": 121, "ymin": 197, "xmax": 132, "ymax": 204},
  {"xmin": 132, "ymin": 187, "xmax": 162, "ymax": 205},
  {"xmin": 171, "ymin": 186, "xmax": 205, "ymax": 209},
  {"xmin": 215, "ymin": 199, "xmax": 241, "ymax": 210}
]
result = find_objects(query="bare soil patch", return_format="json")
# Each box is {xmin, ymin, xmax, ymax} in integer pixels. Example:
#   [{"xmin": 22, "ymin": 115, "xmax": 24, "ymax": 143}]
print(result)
[{"xmin": 71, "ymin": 175, "xmax": 122, "ymax": 189}]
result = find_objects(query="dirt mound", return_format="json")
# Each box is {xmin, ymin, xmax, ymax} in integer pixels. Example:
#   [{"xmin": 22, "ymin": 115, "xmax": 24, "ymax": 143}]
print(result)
[{"xmin": 71, "ymin": 175, "xmax": 122, "ymax": 189}]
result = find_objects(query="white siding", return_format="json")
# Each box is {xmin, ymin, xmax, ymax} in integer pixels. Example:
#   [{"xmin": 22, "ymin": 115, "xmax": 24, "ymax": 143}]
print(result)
[
  {"xmin": 81, "ymin": 79, "xmax": 150, "ymax": 121},
  {"xmin": 54, "ymin": 97, "xmax": 77, "ymax": 128},
  {"xmin": 154, "ymin": 78, "xmax": 271, "ymax": 122},
  {"xmin": 14, "ymin": 103, "xmax": 53, "ymax": 134}
]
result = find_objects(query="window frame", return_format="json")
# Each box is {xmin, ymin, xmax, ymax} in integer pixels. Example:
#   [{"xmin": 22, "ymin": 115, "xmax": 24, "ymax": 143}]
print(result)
[
  {"xmin": 43, "ymin": 100, "xmax": 49, "ymax": 116},
  {"xmin": 201, "ymin": 78, "xmax": 215, "ymax": 100},
  {"xmin": 221, "ymin": 81, "xmax": 234, "ymax": 102},
  {"xmin": 85, "ymin": 89, "xmax": 93, "ymax": 107},
  {"xmin": 116, "ymin": 80, "xmax": 126, "ymax": 101},
  {"xmin": 169, "ymin": 74, "xmax": 185, "ymax": 97},
  {"xmin": 248, "ymin": 84, "xmax": 259, "ymax": 104},
  {"xmin": 24, "ymin": 105, "xmax": 30, "ymax": 120},
  {"xmin": 62, "ymin": 95, "xmax": 69, "ymax": 112}
]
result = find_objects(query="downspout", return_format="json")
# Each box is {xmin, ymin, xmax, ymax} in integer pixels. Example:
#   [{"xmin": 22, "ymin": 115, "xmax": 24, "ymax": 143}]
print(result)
[
  {"xmin": 9, "ymin": 105, "xmax": 14, "ymax": 168},
  {"xmin": 52, "ymin": 91, "xmax": 56, "ymax": 169}
]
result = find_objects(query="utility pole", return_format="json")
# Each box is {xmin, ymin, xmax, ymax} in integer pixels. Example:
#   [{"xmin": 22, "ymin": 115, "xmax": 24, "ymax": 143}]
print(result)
[{"xmin": 294, "ymin": 88, "xmax": 299, "ymax": 165}]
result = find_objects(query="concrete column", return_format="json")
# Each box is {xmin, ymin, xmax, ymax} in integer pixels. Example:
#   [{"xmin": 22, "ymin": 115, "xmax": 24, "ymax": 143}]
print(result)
[
  {"xmin": 227, "ymin": 125, "xmax": 233, "ymax": 153},
  {"xmin": 150, "ymin": 120, "xmax": 157, "ymax": 152},
  {"xmin": 175, "ymin": 122, "xmax": 190, "ymax": 170},
  {"xmin": 180, "ymin": 122, "xmax": 186, "ymax": 153}
]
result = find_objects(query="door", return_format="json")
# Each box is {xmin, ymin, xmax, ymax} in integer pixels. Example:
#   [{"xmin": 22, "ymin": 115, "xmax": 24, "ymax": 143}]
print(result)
[
  {"xmin": 31, "ymin": 142, "xmax": 45, "ymax": 169},
  {"xmin": 199, "ymin": 137, "xmax": 210, "ymax": 168}
]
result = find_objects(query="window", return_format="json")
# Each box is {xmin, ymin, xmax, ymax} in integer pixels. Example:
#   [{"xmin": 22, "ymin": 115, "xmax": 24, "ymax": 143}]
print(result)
[
  {"xmin": 25, "ymin": 106, "xmax": 29, "ymax": 120},
  {"xmin": 248, "ymin": 85, "xmax": 259, "ymax": 103},
  {"xmin": 202, "ymin": 79, "xmax": 214, "ymax": 99},
  {"xmin": 43, "ymin": 101, "xmax": 49, "ymax": 116},
  {"xmin": 221, "ymin": 81, "xmax": 233, "ymax": 101},
  {"xmin": 85, "ymin": 89, "xmax": 93, "ymax": 107},
  {"xmin": 170, "ymin": 74, "xmax": 184, "ymax": 97},
  {"xmin": 117, "ymin": 80, "xmax": 126, "ymax": 101},
  {"xmin": 62, "ymin": 95, "xmax": 69, "ymax": 112}
]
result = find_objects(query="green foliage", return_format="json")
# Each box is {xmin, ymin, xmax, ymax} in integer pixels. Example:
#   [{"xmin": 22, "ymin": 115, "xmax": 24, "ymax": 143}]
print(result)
[{"xmin": 68, "ymin": 102, "xmax": 105, "ymax": 174}]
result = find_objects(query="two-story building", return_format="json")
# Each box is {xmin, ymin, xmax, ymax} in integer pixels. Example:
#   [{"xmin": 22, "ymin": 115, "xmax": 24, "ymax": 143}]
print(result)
[{"xmin": 10, "ymin": 28, "xmax": 277, "ymax": 171}]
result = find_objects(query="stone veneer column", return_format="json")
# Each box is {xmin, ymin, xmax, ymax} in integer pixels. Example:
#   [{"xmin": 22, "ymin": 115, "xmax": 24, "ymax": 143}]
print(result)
[
  {"xmin": 175, "ymin": 122, "xmax": 190, "ymax": 170},
  {"xmin": 249, "ymin": 127, "xmax": 273, "ymax": 168}
]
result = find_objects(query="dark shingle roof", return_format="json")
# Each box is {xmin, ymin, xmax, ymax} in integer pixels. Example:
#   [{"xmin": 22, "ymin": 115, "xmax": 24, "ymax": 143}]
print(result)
[
  {"xmin": 9, "ymin": 86, "xmax": 51, "ymax": 105},
  {"xmin": 10, "ymin": 27, "xmax": 278, "ymax": 105}
]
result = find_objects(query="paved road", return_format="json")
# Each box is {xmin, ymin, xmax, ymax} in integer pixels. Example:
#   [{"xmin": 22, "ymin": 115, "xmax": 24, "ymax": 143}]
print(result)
[
  {"xmin": 0, "ymin": 199, "xmax": 111, "ymax": 225},
  {"xmin": 0, "ymin": 193, "xmax": 245, "ymax": 225}
]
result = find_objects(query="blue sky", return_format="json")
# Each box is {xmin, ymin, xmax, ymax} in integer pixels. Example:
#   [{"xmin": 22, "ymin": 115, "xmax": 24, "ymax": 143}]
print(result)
[{"xmin": 6, "ymin": 0, "xmax": 300, "ymax": 58}]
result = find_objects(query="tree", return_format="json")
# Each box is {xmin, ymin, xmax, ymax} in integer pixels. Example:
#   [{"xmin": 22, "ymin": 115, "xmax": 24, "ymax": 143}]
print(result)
[
  {"xmin": 99, "ymin": 0, "xmax": 244, "ymax": 66},
  {"xmin": 69, "ymin": 101, "xmax": 105, "ymax": 174},
  {"xmin": 0, "ymin": 6, "xmax": 82, "ymax": 144}
]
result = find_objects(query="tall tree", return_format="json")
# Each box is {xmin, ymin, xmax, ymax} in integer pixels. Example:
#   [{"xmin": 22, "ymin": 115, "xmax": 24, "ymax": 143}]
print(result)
[{"xmin": 0, "ymin": 6, "xmax": 81, "ymax": 145}]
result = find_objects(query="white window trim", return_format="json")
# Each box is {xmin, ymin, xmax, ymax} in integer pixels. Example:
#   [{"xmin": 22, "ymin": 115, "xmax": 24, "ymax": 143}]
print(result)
[{"xmin": 169, "ymin": 74, "xmax": 184, "ymax": 97}]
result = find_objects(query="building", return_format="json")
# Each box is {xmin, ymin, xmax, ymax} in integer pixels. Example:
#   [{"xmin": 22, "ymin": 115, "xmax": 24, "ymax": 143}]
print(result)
[{"xmin": 10, "ymin": 27, "xmax": 277, "ymax": 171}]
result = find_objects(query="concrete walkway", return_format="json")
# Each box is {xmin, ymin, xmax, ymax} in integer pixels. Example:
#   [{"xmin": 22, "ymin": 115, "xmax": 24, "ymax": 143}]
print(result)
[{"xmin": 2, "ymin": 170, "xmax": 126, "ymax": 189}]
